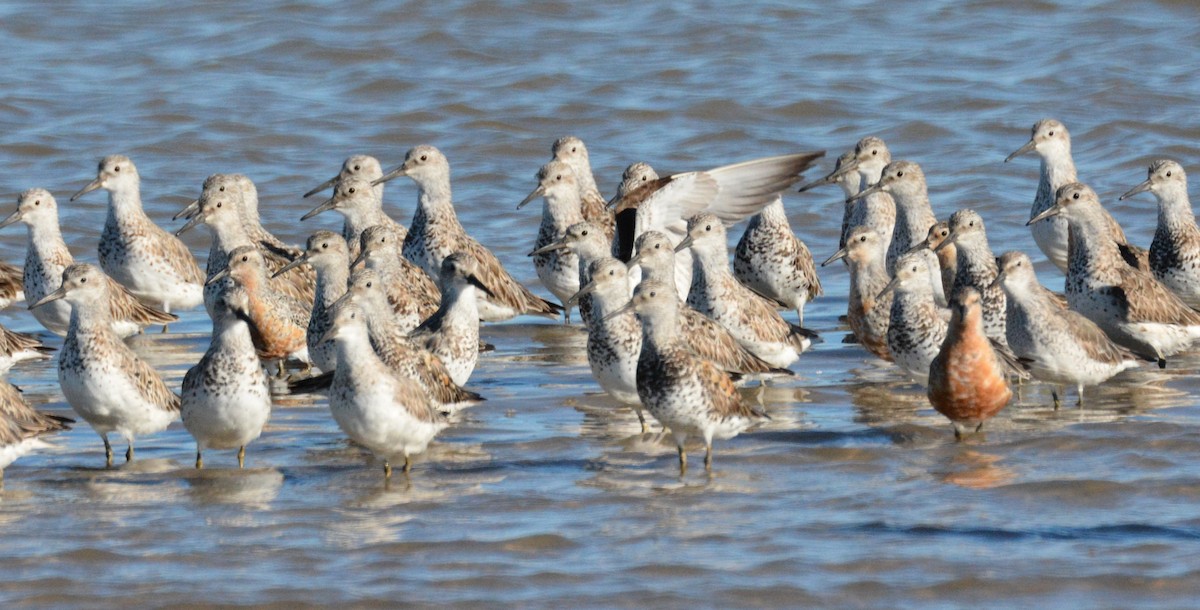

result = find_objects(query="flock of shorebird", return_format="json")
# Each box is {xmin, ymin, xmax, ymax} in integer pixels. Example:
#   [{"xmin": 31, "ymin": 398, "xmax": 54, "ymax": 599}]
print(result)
[{"xmin": 0, "ymin": 120, "xmax": 1196, "ymax": 480}]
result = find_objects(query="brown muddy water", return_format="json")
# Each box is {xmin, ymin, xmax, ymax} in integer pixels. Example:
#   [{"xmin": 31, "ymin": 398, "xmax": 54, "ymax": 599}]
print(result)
[{"xmin": 1, "ymin": 0, "xmax": 1199, "ymax": 607}]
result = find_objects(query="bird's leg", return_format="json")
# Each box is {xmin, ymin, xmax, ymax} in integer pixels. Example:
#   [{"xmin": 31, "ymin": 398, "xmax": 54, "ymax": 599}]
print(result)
[
  {"xmin": 1076, "ymin": 384, "xmax": 1085, "ymax": 408},
  {"xmin": 103, "ymin": 435, "xmax": 113, "ymax": 468},
  {"xmin": 677, "ymin": 446, "xmax": 687, "ymax": 476},
  {"xmin": 238, "ymin": 446, "xmax": 246, "ymax": 468},
  {"xmin": 277, "ymin": 360, "xmax": 286, "ymax": 379},
  {"xmin": 1052, "ymin": 388, "xmax": 1061, "ymax": 410},
  {"xmin": 383, "ymin": 460, "xmax": 392, "ymax": 480},
  {"xmin": 403, "ymin": 455, "xmax": 412, "ymax": 474},
  {"xmin": 636, "ymin": 410, "xmax": 647, "ymax": 434},
  {"xmin": 195, "ymin": 450, "xmax": 203, "ymax": 469},
  {"xmin": 126, "ymin": 441, "xmax": 134, "ymax": 463},
  {"xmin": 704, "ymin": 443, "xmax": 713, "ymax": 472}
]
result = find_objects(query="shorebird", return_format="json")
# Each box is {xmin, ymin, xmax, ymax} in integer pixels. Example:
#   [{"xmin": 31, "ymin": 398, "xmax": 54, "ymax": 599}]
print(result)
[
  {"xmin": 181, "ymin": 285, "xmax": 272, "ymax": 469},
  {"xmin": 681, "ymin": 213, "xmax": 816, "ymax": 368},
  {"xmin": 912, "ymin": 220, "xmax": 955, "ymax": 305},
  {"xmin": 175, "ymin": 174, "xmax": 299, "ymax": 266},
  {"xmin": 0, "ymin": 261, "xmax": 23, "ymax": 309},
  {"xmin": 928, "ymin": 288, "xmax": 1024, "ymax": 439},
  {"xmin": 566, "ymin": 258, "xmax": 645, "ymax": 430},
  {"xmin": 1029, "ymin": 182, "xmax": 1200, "ymax": 367},
  {"xmin": 0, "ymin": 380, "xmax": 71, "ymax": 481},
  {"xmin": 551, "ymin": 136, "xmax": 616, "ymax": 244},
  {"xmin": 822, "ymin": 226, "xmax": 892, "ymax": 361},
  {"xmin": 939, "ymin": 209, "xmax": 1006, "ymax": 346},
  {"xmin": 71, "ymin": 155, "xmax": 204, "ymax": 317},
  {"xmin": 31, "ymin": 263, "xmax": 179, "ymax": 466},
  {"xmin": 994, "ymin": 250, "xmax": 1140, "ymax": 407},
  {"xmin": 797, "ymin": 150, "xmax": 863, "ymax": 249},
  {"xmin": 0, "ymin": 324, "xmax": 54, "ymax": 374},
  {"xmin": 610, "ymin": 162, "xmax": 659, "ymax": 262},
  {"xmin": 528, "ymin": 221, "xmax": 611, "ymax": 325},
  {"xmin": 629, "ymin": 231, "xmax": 794, "ymax": 377},
  {"xmin": 208, "ymin": 246, "xmax": 310, "ymax": 377},
  {"xmin": 608, "ymin": 150, "xmax": 825, "ymax": 300},
  {"xmin": 0, "ymin": 189, "xmax": 176, "ymax": 337},
  {"xmin": 803, "ymin": 138, "xmax": 896, "ymax": 252},
  {"xmin": 410, "ymin": 253, "xmax": 490, "ymax": 387},
  {"xmin": 272, "ymin": 231, "xmax": 350, "ymax": 372},
  {"xmin": 1006, "ymin": 119, "xmax": 1146, "ymax": 273},
  {"xmin": 303, "ymin": 154, "xmax": 386, "ymax": 203},
  {"xmin": 374, "ymin": 144, "xmax": 562, "ymax": 321},
  {"xmin": 607, "ymin": 280, "xmax": 768, "ymax": 474},
  {"xmin": 520, "ymin": 159, "xmax": 585, "ymax": 321},
  {"xmin": 853, "ymin": 160, "xmax": 937, "ymax": 273},
  {"xmin": 176, "ymin": 174, "xmax": 315, "ymax": 313},
  {"xmin": 301, "ymin": 176, "xmax": 409, "ymax": 260},
  {"xmin": 321, "ymin": 299, "xmax": 448, "ymax": 479},
  {"xmin": 336, "ymin": 268, "xmax": 482, "ymax": 409},
  {"xmin": 1120, "ymin": 160, "xmax": 1200, "ymax": 309},
  {"xmin": 351, "ymin": 224, "xmax": 441, "ymax": 331},
  {"xmin": 733, "ymin": 197, "xmax": 822, "ymax": 325},
  {"xmin": 878, "ymin": 250, "xmax": 948, "ymax": 385}
]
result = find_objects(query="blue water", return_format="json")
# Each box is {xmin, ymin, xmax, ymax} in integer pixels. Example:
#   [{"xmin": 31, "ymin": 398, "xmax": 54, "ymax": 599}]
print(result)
[{"xmin": 1, "ymin": 0, "xmax": 1199, "ymax": 607}]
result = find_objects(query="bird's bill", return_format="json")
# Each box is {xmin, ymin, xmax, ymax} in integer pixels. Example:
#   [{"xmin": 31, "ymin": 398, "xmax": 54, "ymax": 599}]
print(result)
[
  {"xmin": 272, "ymin": 254, "xmax": 310, "ymax": 278},
  {"xmin": 301, "ymin": 196, "xmax": 337, "ymax": 221},
  {"xmin": 174, "ymin": 212, "xmax": 206, "ymax": 236},
  {"xmin": 848, "ymin": 182, "xmax": 882, "ymax": 204},
  {"xmin": 1004, "ymin": 139, "xmax": 1036, "ymax": 163},
  {"xmin": 1119, "ymin": 179, "xmax": 1152, "ymax": 201},
  {"xmin": 1026, "ymin": 205, "xmax": 1062, "ymax": 226},
  {"xmin": 672, "ymin": 236, "xmax": 694, "ymax": 253},
  {"xmin": 29, "ymin": 286, "xmax": 66, "ymax": 309},
  {"xmin": 821, "ymin": 247, "xmax": 848, "ymax": 266},
  {"xmin": 0, "ymin": 209, "xmax": 23, "ymax": 229},
  {"xmin": 372, "ymin": 163, "xmax": 409, "ymax": 186},
  {"xmin": 903, "ymin": 241, "xmax": 930, "ymax": 256},
  {"xmin": 566, "ymin": 280, "xmax": 598, "ymax": 308},
  {"xmin": 797, "ymin": 160, "xmax": 858, "ymax": 192},
  {"xmin": 601, "ymin": 300, "xmax": 634, "ymax": 323},
  {"xmin": 172, "ymin": 199, "xmax": 200, "ymax": 221},
  {"xmin": 205, "ymin": 268, "xmax": 231, "ymax": 286},
  {"xmin": 465, "ymin": 274, "xmax": 495, "ymax": 299},
  {"xmin": 303, "ymin": 175, "xmax": 339, "ymax": 199},
  {"xmin": 528, "ymin": 241, "xmax": 567, "ymax": 257},
  {"xmin": 625, "ymin": 253, "xmax": 643, "ymax": 270},
  {"xmin": 517, "ymin": 184, "xmax": 545, "ymax": 210},
  {"xmin": 875, "ymin": 276, "xmax": 901, "ymax": 302},
  {"xmin": 70, "ymin": 178, "xmax": 103, "ymax": 201},
  {"xmin": 349, "ymin": 250, "xmax": 368, "ymax": 270}
]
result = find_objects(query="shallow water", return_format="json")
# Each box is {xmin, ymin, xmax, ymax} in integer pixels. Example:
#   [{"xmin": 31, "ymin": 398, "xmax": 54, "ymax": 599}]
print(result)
[{"xmin": 1, "ymin": 0, "xmax": 1199, "ymax": 607}]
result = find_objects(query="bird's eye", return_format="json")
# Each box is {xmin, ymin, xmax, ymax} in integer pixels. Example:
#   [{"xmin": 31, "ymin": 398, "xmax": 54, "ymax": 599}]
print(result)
[
  {"xmin": 653, "ymin": 243, "xmax": 660, "ymax": 249},
  {"xmin": 1166, "ymin": 171, "xmax": 1172, "ymax": 177},
  {"xmin": 80, "ymin": 277, "xmax": 87, "ymax": 283},
  {"xmin": 216, "ymin": 202, "xmax": 222, "ymax": 208},
  {"xmin": 608, "ymin": 269, "xmax": 614, "ymax": 276},
  {"xmin": 897, "ymin": 171, "xmax": 904, "ymax": 177},
  {"xmin": 34, "ymin": 200, "xmax": 40, "ymax": 206},
  {"xmin": 649, "ymin": 291, "xmax": 657, "ymax": 298},
  {"xmin": 219, "ymin": 186, "xmax": 225, "ymax": 192},
  {"xmin": 366, "ymin": 281, "xmax": 373, "ymax": 288},
  {"xmin": 241, "ymin": 255, "xmax": 249, "ymax": 262},
  {"xmin": 1072, "ymin": 192, "xmax": 1080, "ymax": 200},
  {"xmin": 859, "ymin": 235, "xmax": 867, "ymax": 242},
  {"xmin": 420, "ymin": 155, "xmax": 428, "ymax": 161},
  {"xmin": 348, "ymin": 187, "xmax": 356, "ymax": 194},
  {"xmin": 114, "ymin": 166, "xmax": 121, "ymax": 172},
  {"xmin": 911, "ymin": 266, "xmax": 917, "ymax": 273},
  {"xmin": 353, "ymin": 165, "xmax": 361, "ymax": 171},
  {"xmin": 705, "ymin": 224, "xmax": 712, "ymax": 231},
  {"xmin": 581, "ymin": 229, "xmax": 589, "ymax": 236},
  {"xmin": 641, "ymin": 175, "xmax": 648, "ymax": 182},
  {"xmin": 871, "ymin": 150, "xmax": 877, "ymax": 156},
  {"xmin": 969, "ymin": 221, "xmax": 975, "ymax": 227},
  {"xmin": 350, "ymin": 312, "xmax": 356, "ymax": 320},
  {"xmin": 321, "ymin": 242, "xmax": 328, "ymax": 249},
  {"xmin": 1048, "ymin": 131, "xmax": 1055, "ymax": 136},
  {"xmin": 571, "ymin": 147, "xmax": 577, "ymax": 153},
  {"xmin": 1017, "ymin": 260, "xmax": 1023, "ymax": 267}
]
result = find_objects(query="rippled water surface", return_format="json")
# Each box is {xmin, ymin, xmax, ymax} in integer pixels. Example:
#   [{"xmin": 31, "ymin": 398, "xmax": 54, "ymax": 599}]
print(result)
[{"xmin": 2, "ymin": 0, "xmax": 1200, "ymax": 607}]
